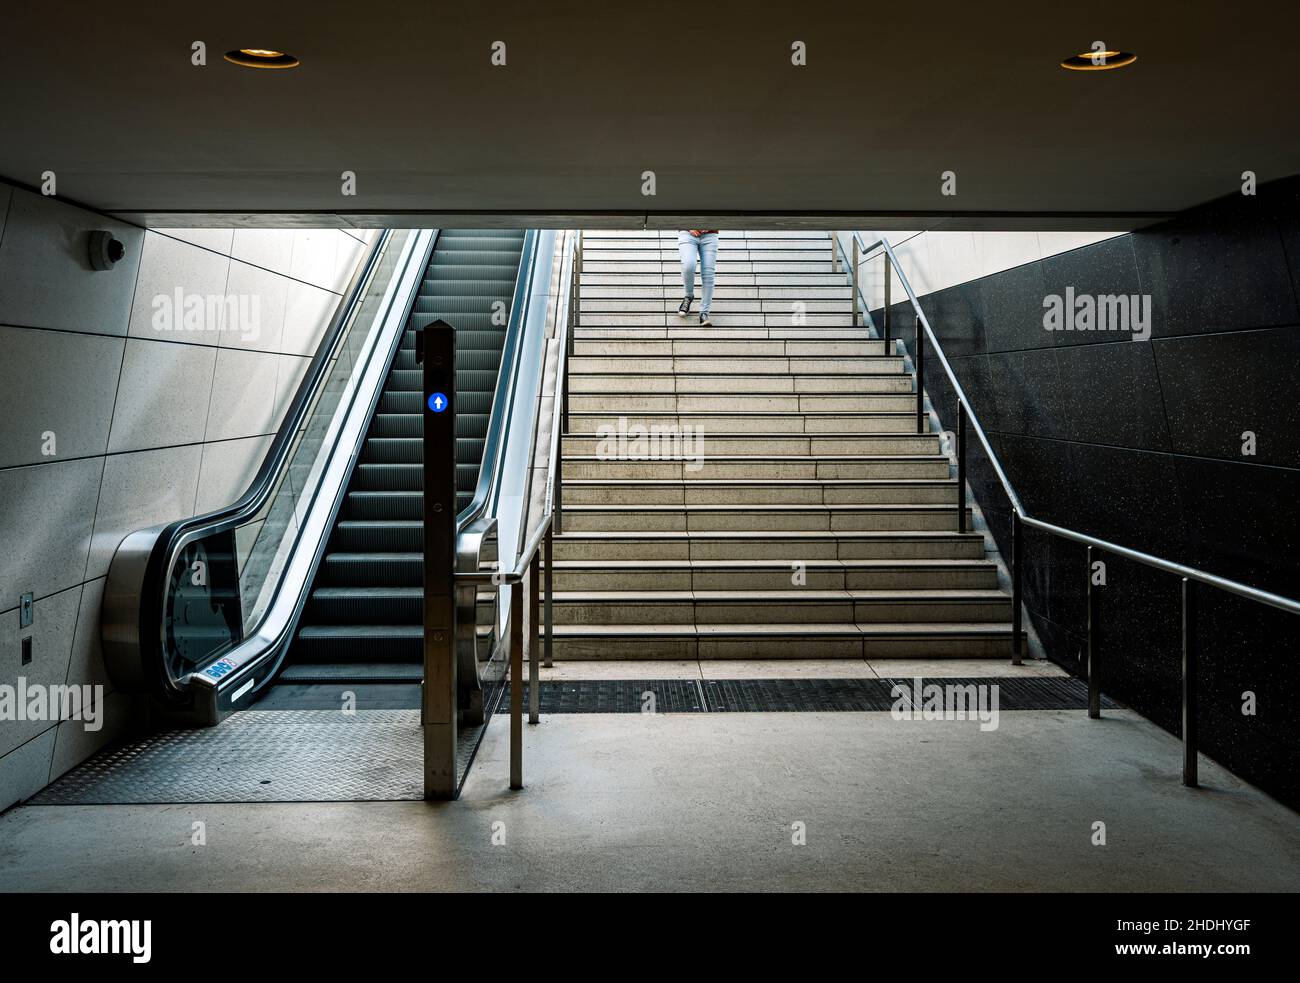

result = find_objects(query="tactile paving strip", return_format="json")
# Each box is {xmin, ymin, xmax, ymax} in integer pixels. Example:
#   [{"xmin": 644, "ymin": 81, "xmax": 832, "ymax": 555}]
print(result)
[{"xmin": 31, "ymin": 710, "xmax": 423, "ymax": 804}]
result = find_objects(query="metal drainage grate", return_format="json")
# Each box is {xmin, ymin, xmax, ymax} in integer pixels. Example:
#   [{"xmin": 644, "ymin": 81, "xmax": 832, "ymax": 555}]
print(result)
[
  {"xmin": 498, "ymin": 675, "xmax": 1112, "ymax": 713},
  {"xmin": 883, "ymin": 676, "xmax": 1119, "ymax": 712},
  {"xmin": 702, "ymin": 677, "xmax": 898, "ymax": 712},
  {"xmin": 506, "ymin": 679, "xmax": 707, "ymax": 714}
]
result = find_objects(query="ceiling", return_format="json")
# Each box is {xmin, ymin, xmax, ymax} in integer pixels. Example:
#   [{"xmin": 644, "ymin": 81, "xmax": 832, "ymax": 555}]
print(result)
[{"xmin": 2, "ymin": 1, "xmax": 1296, "ymax": 230}]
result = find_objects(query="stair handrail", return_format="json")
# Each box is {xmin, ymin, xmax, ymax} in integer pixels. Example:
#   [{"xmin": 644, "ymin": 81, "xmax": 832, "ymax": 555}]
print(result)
[
  {"xmin": 455, "ymin": 228, "xmax": 578, "ymax": 790},
  {"xmin": 835, "ymin": 230, "xmax": 1299, "ymax": 786}
]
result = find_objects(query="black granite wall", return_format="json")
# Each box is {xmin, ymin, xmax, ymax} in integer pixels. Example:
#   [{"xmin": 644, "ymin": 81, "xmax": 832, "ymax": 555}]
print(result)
[{"xmin": 874, "ymin": 177, "xmax": 1300, "ymax": 809}]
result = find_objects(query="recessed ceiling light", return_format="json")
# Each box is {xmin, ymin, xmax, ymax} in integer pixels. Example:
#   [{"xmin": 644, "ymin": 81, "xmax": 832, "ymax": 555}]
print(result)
[
  {"xmin": 1060, "ymin": 50, "xmax": 1136, "ymax": 71},
  {"xmin": 223, "ymin": 48, "xmax": 300, "ymax": 69}
]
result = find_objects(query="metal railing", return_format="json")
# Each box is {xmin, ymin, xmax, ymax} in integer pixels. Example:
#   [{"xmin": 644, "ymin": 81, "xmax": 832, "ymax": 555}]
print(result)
[
  {"xmin": 452, "ymin": 230, "xmax": 579, "ymax": 790},
  {"xmin": 834, "ymin": 231, "xmax": 1300, "ymax": 787}
]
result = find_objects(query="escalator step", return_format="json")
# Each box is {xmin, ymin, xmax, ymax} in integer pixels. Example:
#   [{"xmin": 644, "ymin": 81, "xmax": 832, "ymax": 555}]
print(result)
[
  {"xmin": 320, "ymin": 552, "xmax": 421, "ymax": 587},
  {"xmin": 346, "ymin": 491, "xmax": 422, "ymax": 519},
  {"xmin": 283, "ymin": 228, "xmax": 525, "ymax": 675},
  {"xmin": 295, "ymin": 624, "xmax": 421, "ymax": 662},
  {"xmin": 332, "ymin": 520, "xmax": 421, "ymax": 552},
  {"xmin": 307, "ymin": 586, "xmax": 422, "ymax": 624}
]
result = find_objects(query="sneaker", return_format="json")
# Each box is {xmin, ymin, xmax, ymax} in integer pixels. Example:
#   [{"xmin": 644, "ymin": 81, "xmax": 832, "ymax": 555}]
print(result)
[
  {"xmin": 677, "ymin": 298, "xmax": 691, "ymax": 317},
  {"xmin": 699, "ymin": 311, "xmax": 712, "ymax": 326}
]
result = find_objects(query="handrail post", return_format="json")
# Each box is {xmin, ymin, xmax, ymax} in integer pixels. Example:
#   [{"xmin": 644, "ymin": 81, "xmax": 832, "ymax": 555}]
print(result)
[
  {"xmin": 509, "ymin": 579, "xmax": 524, "ymax": 790},
  {"xmin": 914, "ymin": 315, "xmax": 925, "ymax": 434},
  {"xmin": 882, "ymin": 250, "xmax": 891, "ymax": 346},
  {"xmin": 529, "ymin": 550, "xmax": 540, "ymax": 725},
  {"xmin": 830, "ymin": 232, "xmax": 839, "ymax": 273},
  {"xmin": 419, "ymin": 321, "xmax": 459, "ymax": 799},
  {"xmin": 543, "ymin": 523, "xmax": 554, "ymax": 668},
  {"xmin": 851, "ymin": 236, "xmax": 859, "ymax": 326},
  {"xmin": 554, "ymin": 434, "xmax": 564, "ymax": 534},
  {"xmin": 1086, "ymin": 545, "xmax": 1101, "ymax": 718},
  {"xmin": 1182, "ymin": 577, "xmax": 1199, "ymax": 788},
  {"xmin": 1011, "ymin": 512, "xmax": 1023, "ymax": 665},
  {"xmin": 956, "ymin": 402, "xmax": 966, "ymax": 533}
]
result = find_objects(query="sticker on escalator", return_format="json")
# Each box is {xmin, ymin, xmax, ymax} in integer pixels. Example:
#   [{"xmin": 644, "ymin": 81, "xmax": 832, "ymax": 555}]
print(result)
[
  {"xmin": 428, "ymin": 392, "xmax": 448, "ymax": 413},
  {"xmin": 203, "ymin": 659, "xmax": 236, "ymax": 680}
]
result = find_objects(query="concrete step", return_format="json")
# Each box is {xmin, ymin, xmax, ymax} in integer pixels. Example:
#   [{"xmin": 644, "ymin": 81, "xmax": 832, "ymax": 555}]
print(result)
[
  {"xmin": 562, "ymin": 455, "xmax": 950, "ymax": 480},
  {"xmin": 561, "ymin": 478, "xmax": 957, "ymax": 506},
  {"xmin": 567, "ymin": 413, "xmax": 928, "ymax": 434},
  {"xmin": 543, "ymin": 556, "xmax": 998, "ymax": 587},
  {"xmin": 580, "ymin": 273, "xmax": 851, "ymax": 287},
  {"xmin": 581, "ymin": 285, "xmax": 852, "ymax": 299},
  {"xmin": 581, "ymin": 230, "xmax": 831, "ymax": 239},
  {"xmin": 581, "ymin": 299, "xmax": 853, "ymax": 313},
  {"xmin": 579, "ymin": 313, "xmax": 854, "ymax": 327},
  {"xmin": 558, "ymin": 504, "xmax": 972, "ymax": 532},
  {"xmin": 545, "ymin": 589, "xmax": 1010, "ymax": 625},
  {"xmin": 548, "ymin": 622, "xmax": 1022, "ymax": 659},
  {"xmin": 567, "ymin": 394, "xmax": 919, "ymax": 413},
  {"xmin": 561, "ymin": 433, "xmax": 940, "ymax": 456},
  {"xmin": 568, "ymin": 355, "xmax": 904, "ymax": 374},
  {"xmin": 582, "ymin": 254, "xmax": 834, "ymax": 265},
  {"xmin": 574, "ymin": 326, "xmax": 875, "ymax": 340},
  {"xmin": 549, "ymin": 531, "xmax": 986, "ymax": 562},
  {"xmin": 571, "ymin": 339, "xmax": 887, "ymax": 357},
  {"xmin": 543, "ymin": 557, "xmax": 996, "ymax": 590},
  {"xmin": 568, "ymin": 373, "xmax": 914, "ymax": 394}
]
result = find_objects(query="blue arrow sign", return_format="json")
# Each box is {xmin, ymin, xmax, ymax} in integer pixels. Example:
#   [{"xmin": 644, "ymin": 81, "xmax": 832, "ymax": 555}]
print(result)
[{"xmin": 427, "ymin": 392, "xmax": 448, "ymax": 413}]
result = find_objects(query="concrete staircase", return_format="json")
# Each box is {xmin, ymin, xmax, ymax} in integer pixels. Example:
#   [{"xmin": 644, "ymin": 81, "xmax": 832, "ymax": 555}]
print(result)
[{"xmin": 549, "ymin": 230, "xmax": 1018, "ymax": 660}]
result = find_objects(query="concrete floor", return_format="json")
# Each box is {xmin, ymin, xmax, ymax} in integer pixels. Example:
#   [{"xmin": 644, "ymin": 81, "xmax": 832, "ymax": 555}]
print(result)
[{"xmin": 1, "ymin": 704, "xmax": 1297, "ymax": 892}]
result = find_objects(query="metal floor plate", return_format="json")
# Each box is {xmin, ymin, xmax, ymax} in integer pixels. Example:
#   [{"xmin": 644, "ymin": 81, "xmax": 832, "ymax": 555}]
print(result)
[{"xmin": 31, "ymin": 710, "xmax": 423, "ymax": 804}]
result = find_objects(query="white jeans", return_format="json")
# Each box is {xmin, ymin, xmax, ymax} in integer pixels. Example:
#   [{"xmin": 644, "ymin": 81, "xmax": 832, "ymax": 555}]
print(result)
[{"xmin": 677, "ymin": 232, "xmax": 718, "ymax": 313}]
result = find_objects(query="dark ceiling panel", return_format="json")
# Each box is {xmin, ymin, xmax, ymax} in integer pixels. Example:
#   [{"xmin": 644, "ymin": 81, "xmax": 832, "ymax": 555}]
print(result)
[{"xmin": 1, "ymin": 1, "xmax": 1294, "ymax": 227}]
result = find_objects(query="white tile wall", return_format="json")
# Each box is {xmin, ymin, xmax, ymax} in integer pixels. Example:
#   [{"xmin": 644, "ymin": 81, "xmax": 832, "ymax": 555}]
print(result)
[
  {"xmin": 0, "ymin": 185, "xmax": 369, "ymax": 808},
  {"xmin": 204, "ymin": 348, "xmax": 278, "ymax": 442},
  {"xmin": 107, "ymin": 338, "xmax": 217, "ymax": 453},
  {"xmin": 0, "ymin": 192, "xmax": 144, "ymax": 336},
  {"xmin": 155, "ymin": 228, "xmax": 235, "ymax": 254},
  {"xmin": 282, "ymin": 280, "xmax": 338, "ymax": 355},
  {"xmin": 289, "ymin": 229, "xmax": 340, "ymax": 290},
  {"xmin": 0, "ymin": 457, "xmax": 103, "ymax": 606},
  {"xmin": 860, "ymin": 228, "xmax": 1127, "ymax": 301},
  {"xmin": 87, "ymin": 443, "xmax": 204, "ymax": 580},
  {"xmin": 231, "ymin": 229, "xmax": 294, "ymax": 276},
  {"xmin": 128, "ymin": 231, "xmax": 231, "ymax": 347},
  {"xmin": 0, "ymin": 325, "xmax": 123, "ymax": 468},
  {"xmin": 0, "ymin": 584, "xmax": 81, "ymax": 758},
  {"xmin": 222, "ymin": 260, "xmax": 289, "ymax": 353},
  {"xmin": 195, "ymin": 435, "xmax": 274, "ymax": 513}
]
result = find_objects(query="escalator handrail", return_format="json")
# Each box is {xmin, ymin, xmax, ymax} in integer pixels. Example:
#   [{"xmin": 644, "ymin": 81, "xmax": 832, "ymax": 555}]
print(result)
[
  {"xmin": 183, "ymin": 229, "xmax": 439, "ymax": 707},
  {"xmin": 102, "ymin": 230, "xmax": 439, "ymax": 701},
  {"xmin": 454, "ymin": 229, "xmax": 542, "ymax": 562},
  {"xmin": 171, "ymin": 231, "xmax": 389, "ymax": 544}
]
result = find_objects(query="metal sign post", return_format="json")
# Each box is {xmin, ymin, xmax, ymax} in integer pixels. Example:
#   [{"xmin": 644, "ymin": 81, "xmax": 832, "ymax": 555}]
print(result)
[{"xmin": 418, "ymin": 320, "xmax": 458, "ymax": 799}]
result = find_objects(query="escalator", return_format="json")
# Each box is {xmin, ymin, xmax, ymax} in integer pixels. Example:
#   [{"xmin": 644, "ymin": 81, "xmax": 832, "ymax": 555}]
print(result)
[
  {"xmin": 102, "ymin": 227, "xmax": 549, "ymax": 733},
  {"xmin": 274, "ymin": 230, "xmax": 526, "ymax": 689}
]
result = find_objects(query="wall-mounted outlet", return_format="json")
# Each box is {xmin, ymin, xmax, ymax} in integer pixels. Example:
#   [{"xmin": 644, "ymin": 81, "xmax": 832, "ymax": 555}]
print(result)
[
  {"xmin": 21, "ymin": 636, "xmax": 33, "ymax": 666},
  {"xmin": 20, "ymin": 591, "xmax": 34, "ymax": 629}
]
